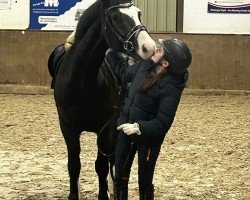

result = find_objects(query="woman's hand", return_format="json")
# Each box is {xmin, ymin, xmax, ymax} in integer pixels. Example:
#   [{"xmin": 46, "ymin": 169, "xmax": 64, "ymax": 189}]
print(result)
[
  {"xmin": 105, "ymin": 51, "xmax": 125, "ymax": 69},
  {"xmin": 117, "ymin": 123, "xmax": 141, "ymax": 135}
]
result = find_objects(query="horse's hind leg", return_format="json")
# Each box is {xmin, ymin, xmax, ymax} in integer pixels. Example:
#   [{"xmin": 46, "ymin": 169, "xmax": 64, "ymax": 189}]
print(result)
[
  {"xmin": 95, "ymin": 150, "xmax": 110, "ymax": 200},
  {"xmin": 59, "ymin": 118, "xmax": 81, "ymax": 200}
]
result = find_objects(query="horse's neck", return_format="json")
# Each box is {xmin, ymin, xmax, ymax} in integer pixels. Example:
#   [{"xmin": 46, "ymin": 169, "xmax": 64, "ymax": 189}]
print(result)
[
  {"xmin": 81, "ymin": 36, "xmax": 108, "ymax": 85},
  {"xmin": 69, "ymin": 22, "xmax": 108, "ymax": 86}
]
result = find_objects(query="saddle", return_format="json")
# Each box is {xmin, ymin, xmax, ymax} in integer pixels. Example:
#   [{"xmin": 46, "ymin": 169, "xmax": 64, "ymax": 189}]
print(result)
[{"xmin": 48, "ymin": 44, "xmax": 66, "ymax": 89}]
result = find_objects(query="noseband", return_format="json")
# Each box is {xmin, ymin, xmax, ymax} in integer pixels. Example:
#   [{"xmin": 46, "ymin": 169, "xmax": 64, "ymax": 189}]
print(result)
[{"xmin": 104, "ymin": 2, "xmax": 147, "ymax": 52}]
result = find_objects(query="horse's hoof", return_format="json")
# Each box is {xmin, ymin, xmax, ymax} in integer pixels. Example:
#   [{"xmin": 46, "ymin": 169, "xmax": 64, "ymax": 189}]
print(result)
[
  {"xmin": 98, "ymin": 190, "xmax": 110, "ymax": 200},
  {"xmin": 68, "ymin": 193, "xmax": 79, "ymax": 200}
]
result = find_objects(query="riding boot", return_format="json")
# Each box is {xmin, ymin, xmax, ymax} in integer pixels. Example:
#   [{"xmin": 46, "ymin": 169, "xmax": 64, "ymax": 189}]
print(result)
[
  {"xmin": 139, "ymin": 184, "xmax": 154, "ymax": 200},
  {"xmin": 114, "ymin": 182, "xmax": 128, "ymax": 200}
]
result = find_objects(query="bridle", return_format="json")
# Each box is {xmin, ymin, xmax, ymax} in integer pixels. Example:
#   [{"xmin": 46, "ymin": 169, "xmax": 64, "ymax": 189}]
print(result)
[{"xmin": 104, "ymin": 2, "xmax": 147, "ymax": 52}]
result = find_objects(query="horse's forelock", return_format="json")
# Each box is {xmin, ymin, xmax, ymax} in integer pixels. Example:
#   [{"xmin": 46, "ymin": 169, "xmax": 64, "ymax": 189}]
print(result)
[{"xmin": 108, "ymin": 0, "xmax": 132, "ymax": 7}]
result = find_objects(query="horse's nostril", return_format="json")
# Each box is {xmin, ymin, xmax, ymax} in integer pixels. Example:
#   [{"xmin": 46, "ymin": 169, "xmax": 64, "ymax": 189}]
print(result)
[{"xmin": 142, "ymin": 44, "xmax": 148, "ymax": 53}]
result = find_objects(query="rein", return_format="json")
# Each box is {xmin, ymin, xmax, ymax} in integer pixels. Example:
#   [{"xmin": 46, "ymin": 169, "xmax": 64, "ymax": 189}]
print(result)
[
  {"xmin": 97, "ymin": 56, "xmax": 130, "ymax": 157},
  {"xmin": 104, "ymin": 2, "xmax": 147, "ymax": 52}
]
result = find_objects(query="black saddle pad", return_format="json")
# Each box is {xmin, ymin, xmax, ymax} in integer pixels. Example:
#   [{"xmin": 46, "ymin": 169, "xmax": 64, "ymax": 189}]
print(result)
[{"xmin": 48, "ymin": 44, "xmax": 66, "ymax": 88}]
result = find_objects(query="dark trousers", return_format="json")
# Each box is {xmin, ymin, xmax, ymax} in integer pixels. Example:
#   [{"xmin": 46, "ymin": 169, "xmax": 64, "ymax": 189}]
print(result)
[{"xmin": 115, "ymin": 132, "xmax": 161, "ymax": 190}]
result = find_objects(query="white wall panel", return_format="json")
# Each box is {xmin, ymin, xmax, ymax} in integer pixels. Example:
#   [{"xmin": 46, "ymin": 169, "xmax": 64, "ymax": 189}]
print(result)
[
  {"xmin": 134, "ymin": 0, "xmax": 176, "ymax": 32},
  {"xmin": 0, "ymin": 0, "xmax": 29, "ymax": 29},
  {"xmin": 184, "ymin": 0, "xmax": 250, "ymax": 34}
]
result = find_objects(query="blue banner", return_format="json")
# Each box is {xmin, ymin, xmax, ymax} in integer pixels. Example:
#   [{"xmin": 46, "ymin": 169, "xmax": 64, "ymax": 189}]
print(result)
[{"xmin": 30, "ymin": 0, "xmax": 85, "ymax": 30}]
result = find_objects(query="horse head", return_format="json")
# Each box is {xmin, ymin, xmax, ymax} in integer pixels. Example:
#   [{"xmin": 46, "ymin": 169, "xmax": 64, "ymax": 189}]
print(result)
[{"xmin": 100, "ymin": 0, "xmax": 156, "ymax": 60}]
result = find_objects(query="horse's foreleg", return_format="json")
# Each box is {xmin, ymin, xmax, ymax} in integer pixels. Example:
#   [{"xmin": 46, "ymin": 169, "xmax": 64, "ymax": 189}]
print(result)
[
  {"xmin": 60, "ymin": 120, "xmax": 81, "ymax": 200},
  {"xmin": 95, "ymin": 150, "xmax": 110, "ymax": 200},
  {"xmin": 67, "ymin": 138, "xmax": 81, "ymax": 200}
]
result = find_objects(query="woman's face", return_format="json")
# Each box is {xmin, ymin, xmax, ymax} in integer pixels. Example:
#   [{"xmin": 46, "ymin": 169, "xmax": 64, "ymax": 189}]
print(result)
[{"xmin": 151, "ymin": 47, "xmax": 165, "ymax": 63}]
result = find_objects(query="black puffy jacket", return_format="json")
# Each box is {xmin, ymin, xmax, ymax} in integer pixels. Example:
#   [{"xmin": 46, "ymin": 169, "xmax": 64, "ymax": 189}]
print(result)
[{"xmin": 106, "ymin": 52, "xmax": 189, "ymax": 145}]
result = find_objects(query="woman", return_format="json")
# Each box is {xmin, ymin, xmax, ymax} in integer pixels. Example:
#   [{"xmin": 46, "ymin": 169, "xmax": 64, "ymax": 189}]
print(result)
[{"xmin": 106, "ymin": 39, "xmax": 192, "ymax": 200}]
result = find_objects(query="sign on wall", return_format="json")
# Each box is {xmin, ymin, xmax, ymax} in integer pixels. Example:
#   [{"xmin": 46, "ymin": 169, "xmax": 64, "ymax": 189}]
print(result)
[
  {"xmin": 0, "ymin": 0, "xmax": 12, "ymax": 10},
  {"xmin": 30, "ymin": 0, "xmax": 96, "ymax": 30},
  {"xmin": 0, "ymin": 0, "xmax": 29, "ymax": 29},
  {"xmin": 183, "ymin": 0, "xmax": 250, "ymax": 34},
  {"xmin": 208, "ymin": 0, "xmax": 250, "ymax": 14}
]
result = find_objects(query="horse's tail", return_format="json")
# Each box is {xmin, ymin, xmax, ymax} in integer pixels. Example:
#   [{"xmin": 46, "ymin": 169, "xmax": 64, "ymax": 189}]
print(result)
[{"xmin": 48, "ymin": 44, "xmax": 66, "ymax": 89}]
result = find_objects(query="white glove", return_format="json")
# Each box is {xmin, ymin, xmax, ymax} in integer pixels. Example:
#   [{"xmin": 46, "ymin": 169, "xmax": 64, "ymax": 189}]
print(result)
[{"xmin": 117, "ymin": 123, "xmax": 141, "ymax": 135}]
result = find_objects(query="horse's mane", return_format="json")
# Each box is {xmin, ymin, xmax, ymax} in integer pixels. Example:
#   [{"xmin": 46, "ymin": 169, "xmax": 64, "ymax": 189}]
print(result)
[
  {"xmin": 74, "ymin": 0, "xmax": 133, "ymax": 44},
  {"xmin": 69, "ymin": 1, "xmax": 108, "ymax": 84},
  {"xmin": 74, "ymin": 1, "xmax": 102, "ymax": 44}
]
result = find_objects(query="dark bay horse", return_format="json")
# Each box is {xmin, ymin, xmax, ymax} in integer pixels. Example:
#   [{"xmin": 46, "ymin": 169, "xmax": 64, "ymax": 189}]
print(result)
[{"xmin": 50, "ymin": 0, "xmax": 156, "ymax": 199}]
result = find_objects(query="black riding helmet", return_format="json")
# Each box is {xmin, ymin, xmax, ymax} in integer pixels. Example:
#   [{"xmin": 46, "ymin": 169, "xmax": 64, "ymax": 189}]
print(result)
[{"xmin": 159, "ymin": 39, "xmax": 192, "ymax": 75}]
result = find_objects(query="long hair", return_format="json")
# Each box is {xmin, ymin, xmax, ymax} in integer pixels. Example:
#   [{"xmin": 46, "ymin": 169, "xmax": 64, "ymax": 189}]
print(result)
[{"xmin": 140, "ymin": 64, "xmax": 168, "ymax": 92}]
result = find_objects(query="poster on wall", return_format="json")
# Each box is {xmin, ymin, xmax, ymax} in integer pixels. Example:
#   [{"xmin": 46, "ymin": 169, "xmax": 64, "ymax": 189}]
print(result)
[
  {"xmin": 0, "ymin": 0, "xmax": 29, "ymax": 29},
  {"xmin": 30, "ymin": 0, "xmax": 96, "ymax": 30},
  {"xmin": 0, "ymin": 0, "xmax": 12, "ymax": 10},
  {"xmin": 183, "ymin": 0, "xmax": 250, "ymax": 34},
  {"xmin": 208, "ymin": 0, "xmax": 250, "ymax": 14}
]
